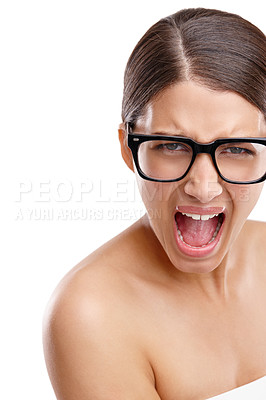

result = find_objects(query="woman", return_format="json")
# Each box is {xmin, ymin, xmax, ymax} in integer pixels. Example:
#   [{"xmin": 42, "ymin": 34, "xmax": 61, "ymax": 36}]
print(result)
[{"xmin": 43, "ymin": 8, "xmax": 266, "ymax": 399}]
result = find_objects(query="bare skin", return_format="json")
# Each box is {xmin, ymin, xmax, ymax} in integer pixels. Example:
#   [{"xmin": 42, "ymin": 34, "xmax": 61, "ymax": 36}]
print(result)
[
  {"xmin": 43, "ymin": 217, "xmax": 266, "ymax": 400},
  {"xmin": 43, "ymin": 83, "xmax": 266, "ymax": 399}
]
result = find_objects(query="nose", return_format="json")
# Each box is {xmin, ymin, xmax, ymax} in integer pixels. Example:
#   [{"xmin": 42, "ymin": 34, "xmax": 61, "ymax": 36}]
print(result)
[{"xmin": 184, "ymin": 154, "xmax": 223, "ymax": 203}]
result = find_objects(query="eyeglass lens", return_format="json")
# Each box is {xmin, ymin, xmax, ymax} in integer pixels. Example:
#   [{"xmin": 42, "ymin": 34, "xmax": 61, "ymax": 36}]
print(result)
[{"xmin": 137, "ymin": 140, "xmax": 266, "ymax": 182}]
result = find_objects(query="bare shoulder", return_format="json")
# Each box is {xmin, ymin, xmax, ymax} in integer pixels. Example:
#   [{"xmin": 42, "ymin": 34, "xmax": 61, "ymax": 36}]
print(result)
[{"xmin": 43, "ymin": 219, "xmax": 160, "ymax": 400}]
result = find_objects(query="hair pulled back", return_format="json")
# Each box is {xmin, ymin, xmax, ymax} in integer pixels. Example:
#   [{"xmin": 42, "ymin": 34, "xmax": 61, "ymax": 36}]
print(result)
[{"xmin": 122, "ymin": 8, "xmax": 266, "ymax": 127}]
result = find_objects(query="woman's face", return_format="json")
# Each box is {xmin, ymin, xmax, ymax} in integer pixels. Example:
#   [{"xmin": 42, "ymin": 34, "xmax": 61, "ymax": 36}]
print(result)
[{"xmin": 122, "ymin": 82, "xmax": 265, "ymax": 273}]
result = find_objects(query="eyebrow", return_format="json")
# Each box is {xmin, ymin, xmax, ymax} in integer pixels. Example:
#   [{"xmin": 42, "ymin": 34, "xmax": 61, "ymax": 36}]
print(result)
[
  {"xmin": 127, "ymin": 122, "xmax": 189, "ymax": 137},
  {"xmin": 149, "ymin": 130, "xmax": 263, "ymax": 139},
  {"xmin": 149, "ymin": 131, "xmax": 190, "ymax": 138}
]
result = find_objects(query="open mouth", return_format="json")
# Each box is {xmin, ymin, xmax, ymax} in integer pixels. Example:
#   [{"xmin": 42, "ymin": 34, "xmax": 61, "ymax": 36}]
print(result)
[{"xmin": 174, "ymin": 209, "xmax": 225, "ymax": 257}]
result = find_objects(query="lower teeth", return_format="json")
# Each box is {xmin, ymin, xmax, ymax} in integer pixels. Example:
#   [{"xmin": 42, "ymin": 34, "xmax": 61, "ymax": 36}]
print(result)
[{"xmin": 176, "ymin": 217, "xmax": 223, "ymax": 248}]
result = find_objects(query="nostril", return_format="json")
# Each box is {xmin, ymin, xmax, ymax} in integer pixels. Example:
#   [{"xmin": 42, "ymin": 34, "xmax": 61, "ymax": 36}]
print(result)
[{"xmin": 184, "ymin": 178, "xmax": 223, "ymax": 202}]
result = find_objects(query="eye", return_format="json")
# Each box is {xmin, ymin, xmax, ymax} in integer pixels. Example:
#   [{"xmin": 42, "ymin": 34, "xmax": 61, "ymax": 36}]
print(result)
[
  {"xmin": 218, "ymin": 145, "xmax": 255, "ymax": 156},
  {"xmin": 157, "ymin": 142, "xmax": 190, "ymax": 152},
  {"xmin": 226, "ymin": 147, "xmax": 248, "ymax": 154},
  {"xmin": 164, "ymin": 143, "xmax": 180, "ymax": 151}
]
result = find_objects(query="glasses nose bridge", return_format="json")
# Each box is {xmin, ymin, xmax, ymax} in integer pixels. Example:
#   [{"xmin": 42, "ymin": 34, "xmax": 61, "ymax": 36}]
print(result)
[
  {"xmin": 191, "ymin": 142, "xmax": 217, "ymax": 171},
  {"xmin": 194, "ymin": 142, "xmax": 215, "ymax": 157}
]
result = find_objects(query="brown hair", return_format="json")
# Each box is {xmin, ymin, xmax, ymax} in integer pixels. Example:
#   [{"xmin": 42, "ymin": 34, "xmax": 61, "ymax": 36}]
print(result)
[{"xmin": 122, "ymin": 8, "xmax": 266, "ymax": 127}]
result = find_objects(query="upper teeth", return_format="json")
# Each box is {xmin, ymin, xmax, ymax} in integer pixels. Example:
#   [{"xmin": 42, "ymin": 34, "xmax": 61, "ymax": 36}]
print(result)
[{"xmin": 181, "ymin": 212, "xmax": 219, "ymax": 221}]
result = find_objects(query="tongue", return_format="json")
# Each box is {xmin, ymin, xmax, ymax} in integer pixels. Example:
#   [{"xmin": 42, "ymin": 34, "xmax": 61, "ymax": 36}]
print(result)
[{"xmin": 175, "ymin": 212, "xmax": 219, "ymax": 246}]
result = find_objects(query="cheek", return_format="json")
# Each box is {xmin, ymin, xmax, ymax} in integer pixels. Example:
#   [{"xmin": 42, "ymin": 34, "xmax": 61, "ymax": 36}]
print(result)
[
  {"xmin": 136, "ymin": 176, "xmax": 181, "ymax": 209},
  {"xmin": 135, "ymin": 177, "xmax": 178, "ymax": 227},
  {"xmin": 226, "ymin": 183, "xmax": 264, "ymax": 218}
]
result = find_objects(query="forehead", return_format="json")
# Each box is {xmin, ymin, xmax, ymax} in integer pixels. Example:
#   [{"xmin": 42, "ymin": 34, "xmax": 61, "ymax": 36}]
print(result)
[{"xmin": 135, "ymin": 82, "xmax": 265, "ymax": 141}]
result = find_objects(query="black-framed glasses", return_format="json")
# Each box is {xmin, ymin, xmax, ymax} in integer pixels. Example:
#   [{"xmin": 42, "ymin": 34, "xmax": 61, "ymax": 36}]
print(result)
[{"xmin": 127, "ymin": 129, "xmax": 266, "ymax": 184}]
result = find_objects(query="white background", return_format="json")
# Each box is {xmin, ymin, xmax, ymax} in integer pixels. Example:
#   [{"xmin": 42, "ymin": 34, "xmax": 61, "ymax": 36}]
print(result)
[{"xmin": 1, "ymin": 0, "xmax": 265, "ymax": 398}]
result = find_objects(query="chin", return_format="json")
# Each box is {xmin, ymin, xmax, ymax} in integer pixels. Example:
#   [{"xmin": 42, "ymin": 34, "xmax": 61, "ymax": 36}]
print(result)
[{"xmin": 169, "ymin": 252, "xmax": 225, "ymax": 274}]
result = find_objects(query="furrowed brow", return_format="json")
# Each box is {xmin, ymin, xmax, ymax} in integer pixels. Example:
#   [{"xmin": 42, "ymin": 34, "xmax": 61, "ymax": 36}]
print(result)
[{"xmin": 150, "ymin": 130, "xmax": 189, "ymax": 138}]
